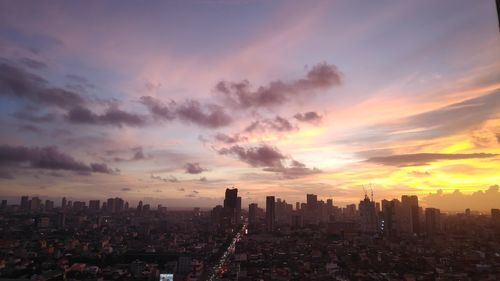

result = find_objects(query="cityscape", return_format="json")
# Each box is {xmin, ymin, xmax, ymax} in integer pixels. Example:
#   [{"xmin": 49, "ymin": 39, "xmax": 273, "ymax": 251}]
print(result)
[
  {"xmin": 1, "ymin": 0, "xmax": 500, "ymax": 280},
  {"xmin": 1, "ymin": 189, "xmax": 500, "ymax": 280}
]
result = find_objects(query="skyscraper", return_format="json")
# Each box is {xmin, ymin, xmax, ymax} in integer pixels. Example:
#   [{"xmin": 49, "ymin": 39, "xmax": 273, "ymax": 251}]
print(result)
[
  {"xmin": 401, "ymin": 195, "xmax": 419, "ymax": 234},
  {"xmin": 306, "ymin": 194, "xmax": 318, "ymax": 225},
  {"xmin": 359, "ymin": 195, "xmax": 377, "ymax": 233},
  {"xmin": 425, "ymin": 208, "xmax": 441, "ymax": 235},
  {"xmin": 249, "ymin": 203, "xmax": 258, "ymax": 224},
  {"xmin": 89, "ymin": 200, "xmax": 101, "ymax": 211},
  {"xmin": 20, "ymin": 196, "xmax": 29, "ymax": 210},
  {"xmin": 61, "ymin": 197, "xmax": 67, "ymax": 210},
  {"xmin": 223, "ymin": 188, "xmax": 238, "ymax": 209},
  {"xmin": 266, "ymin": 196, "xmax": 275, "ymax": 232}
]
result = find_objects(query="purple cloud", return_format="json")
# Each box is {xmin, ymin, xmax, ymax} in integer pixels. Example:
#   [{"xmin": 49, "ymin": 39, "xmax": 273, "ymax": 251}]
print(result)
[
  {"xmin": 0, "ymin": 63, "xmax": 85, "ymax": 109},
  {"xmin": 184, "ymin": 162, "xmax": 207, "ymax": 174},
  {"xmin": 215, "ymin": 62, "xmax": 341, "ymax": 109},
  {"xmin": 66, "ymin": 105, "xmax": 147, "ymax": 127},
  {"xmin": 0, "ymin": 145, "xmax": 114, "ymax": 175},
  {"xmin": 294, "ymin": 111, "xmax": 322, "ymax": 124}
]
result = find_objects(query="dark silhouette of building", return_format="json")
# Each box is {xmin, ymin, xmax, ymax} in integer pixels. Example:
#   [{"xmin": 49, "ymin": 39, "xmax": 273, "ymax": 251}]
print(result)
[
  {"xmin": 359, "ymin": 195, "xmax": 377, "ymax": 233},
  {"xmin": 249, "ymin": 203, "xmax": 258, "ymax": 224},
  {"xmin": 401, "ymin": 195, "xmax": 419, "ymax": 234},
  {"xmin": 20, "ymin": 196, "xmax": 29, "ymax": 210},
  {"xmin": 224, "ymin": 188, "xmax": 238, "ymax": 209},
  {"xmin": 425, "ymin": 208, "xmax": 441, "ymax": 235},
  {"xmin": 266, "ymin": 196, "xmax": 275, "ymax": 232}
]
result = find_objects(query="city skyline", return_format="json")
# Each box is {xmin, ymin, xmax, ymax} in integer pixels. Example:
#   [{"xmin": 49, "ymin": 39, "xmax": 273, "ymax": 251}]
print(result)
[{"xmin": 1, "ymin": 1, "xmax": 500, "ymax": 211}]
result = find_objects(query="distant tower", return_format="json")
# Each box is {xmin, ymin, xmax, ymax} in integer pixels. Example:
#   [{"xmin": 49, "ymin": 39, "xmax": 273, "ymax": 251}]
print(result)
[
  {"xmin": 359, "ymin": 194, "xmax": 377, "ymax": 233},
  {"xmin": 266, "ymin": 196, "xmax": 276, "ymax": 232},
  {"xmin": 249, "ymin": 203, "xmax": 258, "ymax": 224}
]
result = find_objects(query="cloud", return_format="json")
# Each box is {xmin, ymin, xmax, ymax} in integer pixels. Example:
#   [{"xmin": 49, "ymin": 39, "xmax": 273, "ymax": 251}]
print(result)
[
  {"xmin": 408, "ymin": 170, "xmax": 431, "ymax": 177},
  {"xmin": 0, "ymin": 63, "xmax": 85, "ymax": 109},
  {"xmin": 215, "ymin": 62, "xmax": 341, "ymax": 109},
  {"xmin": 354, "ymin": 90, "xmax": 500, "ymax": 144},
  {"xmin": 0, "ymin": 169, "xmax": 14, "ymax": 179},
  {"xmin": 214, "ymin": 133, "xmax": 248, "ymax": 144},
  {"xmin": 423, "ymin": 185, "xmax": 500, "ymax": 211},
  {"xmin": 176, "ymin": 100, "xmax": 232, "ymax": 128},
  {"xmin": 66, "ymin": 105, "xmax": 147, "ymax": 127},
  {"xmin": 150, "ymin": 174, "xmax": 179, "ymax": 183},
  {"xmin": 294, "ymin": 111, "xmax": 322, "ymax": 124},
  {"xmin": 199, "ymin": 177, "xmax": 207, "ymax": 182},
  {"xmin": 140, "ymin": 96, "xmax": 232, "ymax": 128},
  {"xmin": 17, "ymin": 124, "xmax": 43, "ymax": 134},
  {"xmin": 184, "ymin": 162, "xmax": 207, "ymax": 174},
  {"xmin": 11, "ymin": 109, "xmax": 56, "ymax": 123},
  {"xmin": 263, "ymin": 160, "xmax": 322, "ymax": 179},
  {"xmin": 19, "ymin": 57, "xmax": 47, "ymax": 70},
  {"xmin": 121, "ymin": 187, "xmax": 132, "ymax": 192},
  {"xmin": 366, "ymin": 153, "xmax": 498, "ymax": 167},
  {"xmin": 132, "ymin": 147, "xmax": 147, "ymax": 160},
  {"xmin": 219, "ymin": 144, "xmax": 286, "ymax": 168},
  {"xmin": 0, "ymin": 145, "xmax": 114, "ymax": 174},
  {"xmin": 218, "ymin": 144, "xmax": 320, "ymax": 178},
  {"xmin": 245, "ymin": 116, "xmax": 297, "ymax": 133},
  {"xmin": 139, "ymin": 96, "xmax": 175, "ymax": 120}
]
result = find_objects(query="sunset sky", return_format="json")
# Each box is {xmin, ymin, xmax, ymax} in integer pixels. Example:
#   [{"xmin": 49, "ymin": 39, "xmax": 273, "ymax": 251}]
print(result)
[{"xmin": 1, "ymin": 1, "xmax": 499, "ymax": 211}]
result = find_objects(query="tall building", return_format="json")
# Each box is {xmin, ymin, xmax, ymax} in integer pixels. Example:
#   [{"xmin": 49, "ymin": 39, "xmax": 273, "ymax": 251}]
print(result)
[
  {"xmin": 249, "ymin": 203, "xmax": 258, "ymax": 224},
  {"xmin": 381, "ymin": 199, "xmax": 400, "ymax": 236},
  {"xmin": 89, "ymin": 200, "xmax": 101, "ymax": 211},
  {"xmin": 266, "ymin": 196, "xmax": 276, "ymax": 232},
  {"xmin": 359, "ymin": 195, "xmax": 377, "ymax": 233},
  {"xmin": 306, "ymin": 194, "xmax": 318, "ymax": 225},
  {"xmin": 222, "ymin": 188, "xmax": 238, "ymax": 225},
  {"xmin": 20, "ymin": 196, "xmax": 29, "ymax": 210},
  {"xmin": 425, "ymin": 208, "xmax": 441, "ymax": 235},
  {"xmin": 45, "ymin": 200, "xmax": 54, "ymax": 211},
  {"xmin": 492, "ymin": 209, "xmax": 500, "ymax": 223},
  {"xmin": 401, "ymin": 195, "xmax": 419, "ymax": 234},
  {"xmin": 30, "ymin": 197, "xmax": 41, "ymax": 211},
  {"xmin": 107, "ymin": 198, "xmax": 115, "ymax": 213},
  {"xmin": 223, "ymin": 188, "xmax": 238, "ymax": 209},
  {"xmin": 61, "ymin": 197, "xmax": 67, "ymax": 209}
]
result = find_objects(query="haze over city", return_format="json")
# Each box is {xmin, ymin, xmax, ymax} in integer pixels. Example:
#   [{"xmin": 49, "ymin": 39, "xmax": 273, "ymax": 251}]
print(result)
[{"xmin": 1, "ymin": 0, "xmax": 500, "ymax": 211}]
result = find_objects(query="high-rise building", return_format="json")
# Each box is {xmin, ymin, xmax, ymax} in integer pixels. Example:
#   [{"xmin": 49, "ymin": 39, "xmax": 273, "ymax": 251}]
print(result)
[
  {"xmin": 89, "ymin": 200, "xmax": 101, "ymax": 211},
  {"xmin": 45, "ymin": 200, "xmax": 54, "ymax": 211},
  {"xmin": 223, "ymin": 188, "xmax": 238, "ymax": 209},
  {"xmin": 137, "ymin": 200, "xmax": 143, "ymax": 212},
  {"xmin": 20, "ymin": 196, "xmax": 29, "ymax": 210},
  {"xmin": 401, "ymin": 195, "xmax": 419, "ymax": 234},
  {"xmin": 73, "ymin": 201, "xmax": 86, "ymax": 211},
  {"xmin": 107, "ymin": 198, "xmax": 115, "ymax": 213},
  {"xmin": 222, "ymin": 188, "xmax": 238, "ymax": 225},
  {"xmin": 425, "ymin": 208, "xmax": 441, "ymax": 235},
  {"xmin": 491, "ymin": 208, "xmax": 500, "ymax": 223},
  {"xmin": 0, "ymin": 200, "xmax": 6, "ymax": 209},
  {"xmin": 359, "ymin": 195, "xmax": 377, "ymax": 233},
  {"xmin": 30, "ymin": 197, "xmax": 41, "ymax": 211},
  {"xmin": 306, "ymin": 194, "xmax": 318, "ymax": 224},
  {"xmin": 266, "ymin": 196, "xmax": 276, "ymax": 232},
  {"xmin": 249, "ymin": 203, "xmax": 258, "ymax": 224},
  {"xmin": 61, "ymin": 197, "xmax": 67, "ymax": 209},
  {"xmin": 381, "ymin": 199, "xmax": 400, "ymax": 236},
  {"xmin": 295, "ymin": 202, "xmax": 300, "ymax": 211}
]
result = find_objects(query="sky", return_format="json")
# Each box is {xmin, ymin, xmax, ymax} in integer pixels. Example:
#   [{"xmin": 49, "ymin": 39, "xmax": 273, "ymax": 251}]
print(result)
[{"xmin": 0, "ymin": 0, "xmax": 499, "ymax": 211}]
